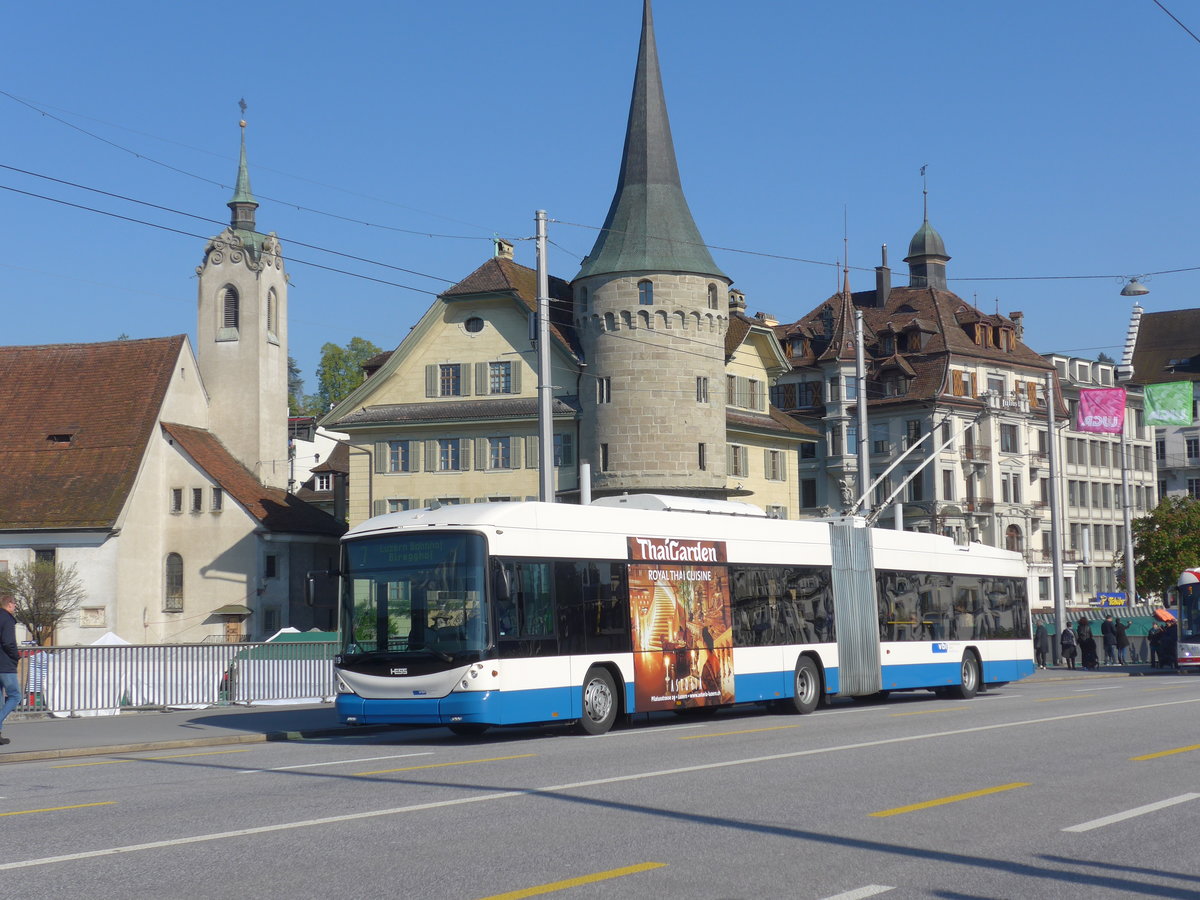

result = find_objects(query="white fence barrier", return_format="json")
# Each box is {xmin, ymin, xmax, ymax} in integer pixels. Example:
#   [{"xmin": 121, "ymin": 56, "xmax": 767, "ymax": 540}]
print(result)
[{"xmin": 17, "ymin": 641, "xmax": 338, "ymax": 717}]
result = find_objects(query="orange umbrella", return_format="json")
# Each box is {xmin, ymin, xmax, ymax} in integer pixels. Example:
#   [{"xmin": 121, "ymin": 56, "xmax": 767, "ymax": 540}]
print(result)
[{"xmin": 1154, "ymin": 608, "xmax": 1177, "ymax": 622}]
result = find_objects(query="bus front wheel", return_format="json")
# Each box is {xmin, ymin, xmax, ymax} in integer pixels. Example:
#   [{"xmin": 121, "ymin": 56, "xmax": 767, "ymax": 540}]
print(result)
[
  {"xmin": 789, "ymin": 656, "xmax": 821, "ymax": 715},
  {"xmin": 579, "ymin": 667, "xmax": 618, "ymax": 735},
  {"xmin": 448, "ymin": 722, "xmax": 490, "ymax": 737},
  {"xmin": 953, "ymin": 653, "xmax": 980, "ymax": 700}
]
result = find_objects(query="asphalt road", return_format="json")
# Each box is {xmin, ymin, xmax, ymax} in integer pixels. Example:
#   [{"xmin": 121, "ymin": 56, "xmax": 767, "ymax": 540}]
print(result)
[{"xmin": 1, "ymin": 673, "xmax": 1197, "ymax": 900}]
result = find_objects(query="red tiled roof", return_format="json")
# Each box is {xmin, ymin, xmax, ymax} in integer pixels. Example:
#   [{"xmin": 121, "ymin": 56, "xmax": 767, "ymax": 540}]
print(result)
[
  {"xmin": 162, "ymin": 423, "xmax": 345, "ymax": 536},
  {"xmin": 0, "ymin": 336, "xmax": 186, "ymax": 530}
]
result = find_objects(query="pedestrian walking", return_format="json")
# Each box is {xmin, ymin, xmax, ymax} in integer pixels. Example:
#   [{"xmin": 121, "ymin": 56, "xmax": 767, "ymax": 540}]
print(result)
[
  {"xmin": 1101, "ymin": 614, "xmax": 1117, "ymax": 666},
  {"xmin": 0, "ymin": 594, "xmax": 20, "ymax": 746},
  {"xmin": 1060, "ymin": 625, "xmax": 1077, "ymax": 670},
  {"xmin": 1114, "ymin": 618, "xmax": 1130, "ymax": 665},
  {"xmin": 1148, "ymin": 623, "xmax": 1163, "ymax": 668},
  {"xmin": 1033, "ymin": 622, "xmax": 1050, "ymax": 669}
]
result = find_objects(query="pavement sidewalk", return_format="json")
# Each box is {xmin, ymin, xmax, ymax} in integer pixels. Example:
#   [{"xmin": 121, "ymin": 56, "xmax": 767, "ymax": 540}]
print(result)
[{"xmin": 0, "ymin": 663, "xmax": 1188, "ymax": 765}]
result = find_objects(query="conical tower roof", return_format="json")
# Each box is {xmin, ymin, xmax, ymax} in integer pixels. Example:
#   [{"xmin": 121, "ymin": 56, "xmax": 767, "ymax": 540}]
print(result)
[
  {"xmin": 576, "ymin": 0, "xmax": 726, "ymax": 281},
  {"xmin": 227, "ymin": 118, "xmax": 258, "ymax": 234}
]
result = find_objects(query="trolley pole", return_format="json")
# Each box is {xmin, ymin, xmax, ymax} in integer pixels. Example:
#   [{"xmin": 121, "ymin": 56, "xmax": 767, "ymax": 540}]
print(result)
[{"xmin": 535, "ymin": 210, "xmax": 554, "ymax": 503}]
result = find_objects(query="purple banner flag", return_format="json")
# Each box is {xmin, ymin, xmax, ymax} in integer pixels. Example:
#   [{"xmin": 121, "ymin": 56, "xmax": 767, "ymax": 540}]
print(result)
[{"xmin": 1076, "ymin": 387, "xmax": 1126, "ymax": 434}]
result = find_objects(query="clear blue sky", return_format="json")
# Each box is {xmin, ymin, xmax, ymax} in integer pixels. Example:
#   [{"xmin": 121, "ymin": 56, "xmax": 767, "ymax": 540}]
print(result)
[{"xmin": 5, "ymin": 2, "xmax": 1199, "ymax": 393}]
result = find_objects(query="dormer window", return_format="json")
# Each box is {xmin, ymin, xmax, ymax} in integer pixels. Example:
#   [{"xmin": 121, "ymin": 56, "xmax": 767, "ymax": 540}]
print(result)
[
  {"xmin": 47, "ymin": 433, "xmax": 73, "ymax": 445},
  {"xmin": 880, "ymin": 334, "xmax": 895, "ymax": 355}
]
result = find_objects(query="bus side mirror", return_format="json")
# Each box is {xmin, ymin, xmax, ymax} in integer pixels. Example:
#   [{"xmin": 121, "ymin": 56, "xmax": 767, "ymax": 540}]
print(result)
[{"xmin": 306, "ymin": 569, "xmax": 339, "ymax": 607}]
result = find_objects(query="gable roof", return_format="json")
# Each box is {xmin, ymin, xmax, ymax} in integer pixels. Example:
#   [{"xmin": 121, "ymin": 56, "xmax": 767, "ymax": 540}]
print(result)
[
  {"xmin": 162, "ymin": 423, "xmax": 345, "ymax": 536},
  {"xmin": 0, "ymin": 336, "xmax": 186, "ymax": 530},
  {"xmin": 443, "ymin": 256, "xmax": 578, "ymax": 357},
  {"xmin": 1128, "ymin": 308, "xmax": 1200, "ymax": 384}
]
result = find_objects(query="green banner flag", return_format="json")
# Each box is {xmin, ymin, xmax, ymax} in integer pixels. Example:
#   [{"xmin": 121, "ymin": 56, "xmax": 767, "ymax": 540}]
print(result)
[{"xmin": 1145, "ymin": 382, "xmax": 1194, "ymax": 426}]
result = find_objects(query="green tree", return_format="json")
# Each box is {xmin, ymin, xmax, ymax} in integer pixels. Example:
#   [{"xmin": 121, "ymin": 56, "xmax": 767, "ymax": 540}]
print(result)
[
  {"xmin": 287, "ymin": 356, "xmax": 306, "ymax": 415},
  {"xmin": 313, "ymin": 337, "xmax": 382, "ymax": 413},
  {"xmin": 1123, "ymin": 496, "xmax": 1200, "ymax": 602},
  {"xmin": 0, "ymin": 560, "xmax": 88, "ymax": 646}
]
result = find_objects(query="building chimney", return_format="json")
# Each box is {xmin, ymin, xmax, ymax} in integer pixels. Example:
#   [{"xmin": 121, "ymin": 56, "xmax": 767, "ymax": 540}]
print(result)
[
  {"xmin": 728, "ymin": 289, "xmax": 746, "ymax": 312},
  {"xmin": 874, "ymin": 243, "xmax": 890, "ymax": 308},
  {"xmin": 754, "ymin": 311, "xmax": 779, "ymax": 327},
  {"xmin": 493, "ymin": 238, "xmax": 515, "ymax": 260},
  {"xmin": 1009, "ymin": 310, "xmax": 1024, "ymax": 340}
]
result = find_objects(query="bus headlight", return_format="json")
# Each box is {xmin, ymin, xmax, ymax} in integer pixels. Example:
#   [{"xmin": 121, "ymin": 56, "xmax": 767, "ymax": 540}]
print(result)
[{"xmin": 335, "ymin": 675, "xmax": 354, "ymax": 694}]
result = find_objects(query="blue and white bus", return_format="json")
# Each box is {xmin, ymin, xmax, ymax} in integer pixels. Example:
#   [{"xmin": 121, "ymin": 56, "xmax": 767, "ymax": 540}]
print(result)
[{"xmin": 332, "ymin": 495, "xmax": 1033, "ymax": 735}]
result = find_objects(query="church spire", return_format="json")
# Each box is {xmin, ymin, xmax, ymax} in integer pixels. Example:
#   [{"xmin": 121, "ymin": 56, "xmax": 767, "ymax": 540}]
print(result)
[
  {"xmin": 228, "ymin": 101, "xmax": 258, "ymax": 233},
  {"xmin": 576, "ymin": 0, "xmax": 725, "ymax": 280}
]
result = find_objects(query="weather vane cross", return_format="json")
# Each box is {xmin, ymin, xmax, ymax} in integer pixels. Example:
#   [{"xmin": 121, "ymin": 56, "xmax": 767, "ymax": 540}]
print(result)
[{"xmin": 239, "ymin": 98, "xmax": 247, "ymax": 116}]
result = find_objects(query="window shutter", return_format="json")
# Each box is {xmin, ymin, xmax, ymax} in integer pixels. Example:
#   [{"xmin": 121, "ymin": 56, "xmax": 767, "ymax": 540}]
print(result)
[
  {"xmin": 1027, "ymin": 381, "xmax": 1038, "ymax": 407},
  {"xmin": 372, "ymin": 500, "xmax": 386, "ymax": 516},
  {"xmin": 475, "ymin": 438, "xmax": 487, "ymax": 470},
  {"xmin": 375, "ymin": 442, "xmax": 388, "ymax": 473},
  {"xmin": 425, "ymin": 440, "xmax": 437, "ymax": 470},
  {"xmin": 511, "ymin": 437, "xmax": 523, "ymax": 468},
  {"xmin": 727, "ymin": 445, "xmax": 735, "ymax": 472},
  {"xmin": 969, "ymin": 373, "xmax": 977, "ymax": 397},
  {"xmin": 410, "ymin": 440, "xmax": 422, "ymax": 472},
  {"xmin": 763, "ymin": 448, "xmax": 771, "ymax": 477},
  {"xmin": 475, "ymin": 362, "xmax": 488, "ymax": 395},
  {"xmin": 425, "ymin": 365, "xmax": 437, "ymax": 397},
  {"xmin": 462, "ymin": 364, "xmax": 473, "ymax": 396},
  {"xmin": 526, "ymin": 435, "xmax": 539, "ymax": 469},
  {"xmin": 951, "ymin": 371, "xmax": 963, "ymax": 396},
  {"xmin": 511, "ymin": 365, "xmax": 521, "ymax": 394}
]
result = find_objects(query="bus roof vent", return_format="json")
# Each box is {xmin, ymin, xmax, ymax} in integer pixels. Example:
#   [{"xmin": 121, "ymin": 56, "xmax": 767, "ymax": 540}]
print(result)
[{"xmin": 590, "ymin": 493, "xmax": 768, "ymax": 518}]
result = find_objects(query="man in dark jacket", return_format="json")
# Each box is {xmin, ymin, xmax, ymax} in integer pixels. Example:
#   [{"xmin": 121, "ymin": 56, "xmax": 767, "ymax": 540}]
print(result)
[
  {"xmin": 0, "ymin": 594, "xmax": 20, "ymax": 745},
  {"xmin": 1101, "ymin": 614, "xmax": 1117, "ymax": 666}
]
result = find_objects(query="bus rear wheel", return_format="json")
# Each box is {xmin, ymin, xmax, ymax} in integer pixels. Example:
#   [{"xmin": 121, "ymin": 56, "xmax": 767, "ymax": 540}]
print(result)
[
  {"xmin": 579, "ymin": 667, "xmax": 618, "ymax": 735},
  {"xmin": 789, "ymin": 656, "xmax": 821, "ymax": 715},
  {"xmin": 953, "ymin": 653, "xmax": 980, "ymax": 700}
]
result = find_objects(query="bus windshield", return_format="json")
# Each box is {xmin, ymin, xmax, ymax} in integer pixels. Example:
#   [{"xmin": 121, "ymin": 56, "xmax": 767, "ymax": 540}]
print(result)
[{"xmin": 341, "ymin": 532, "xmax": 488, "ymax": 658}]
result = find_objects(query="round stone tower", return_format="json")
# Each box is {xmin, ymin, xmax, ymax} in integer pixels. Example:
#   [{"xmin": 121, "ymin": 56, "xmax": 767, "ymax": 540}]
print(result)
[{"xmin": 574, "ymin": 0, "xmax": 730, "ymax": 498}]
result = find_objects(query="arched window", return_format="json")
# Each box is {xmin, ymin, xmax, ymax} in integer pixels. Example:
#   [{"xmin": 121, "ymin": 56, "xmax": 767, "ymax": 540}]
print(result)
[
  {"xmin": 707, "ymin": 283, "xmax": 719, "ymax": 310},
  {"xmin": 266, "ymin": 287, "xmax": 278, "ymax": 337},
  {"xmin": 221, "ymin": 286, "xmax": 240, "ymax": 331},
  {"xmin": 164, "ymin": 553, "xmax": 184, "ymax": 612},
  {"xmin": 638, "ymin": 280, "xmax": 654, "ymax": 306},
  {"xmin": 1005, "ymin": 525, "xmax": 1023, "ymax": 553}
]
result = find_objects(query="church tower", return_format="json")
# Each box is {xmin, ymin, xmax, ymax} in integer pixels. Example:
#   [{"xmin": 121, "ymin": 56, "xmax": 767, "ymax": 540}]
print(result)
[
  {"xmin": 574, "ymin": 0, "xmax": 731, "ymax": 497},
  {"xmin": 196, "ymin": 117, "xmax": 289, "ymax": 488}
]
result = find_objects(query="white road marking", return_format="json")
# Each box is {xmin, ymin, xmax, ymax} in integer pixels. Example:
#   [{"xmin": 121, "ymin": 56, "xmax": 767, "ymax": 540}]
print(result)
[
  {"xmin": 820, "ymin": 886, "xmax": 894, "ymax": 900},
  {"xmin": 5, "ymin": 695, "xmax": 1200, "ymax": 872},
  {"xmin": 1073, "ymin": 686, "xmax": 1123, "ymax": 692},
  {"xmin": 235, "ymin": 752, "xmax": 434, "ymax": 774},
  {"xmin": 1063, "ymin": 793, "xmax": 1200, "ymax": 833}
]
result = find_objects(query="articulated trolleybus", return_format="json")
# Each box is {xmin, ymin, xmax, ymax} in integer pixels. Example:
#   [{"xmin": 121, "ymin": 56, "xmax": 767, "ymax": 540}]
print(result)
[{"xmin": 333, "ymin": 495, "xmax": 1033, "ymax": 735}]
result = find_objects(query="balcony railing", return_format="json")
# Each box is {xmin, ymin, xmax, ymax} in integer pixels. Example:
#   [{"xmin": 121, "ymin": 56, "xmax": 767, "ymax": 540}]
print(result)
[
  {"xmin": 961, "ymin": 446, "xmax": 991, "ymax": 463},
  {"xmin": 964, "ymin": 498, "xmax": 995, "ymax": 512}
]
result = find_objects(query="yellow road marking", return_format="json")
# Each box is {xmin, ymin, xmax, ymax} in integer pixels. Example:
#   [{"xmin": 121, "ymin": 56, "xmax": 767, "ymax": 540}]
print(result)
[
  {"xmin": 0, "ymin": 802, "xmax": 115, "ymax": 818},
  {"xmin": 1131, "ymin": 743, "xmax": 1200, "ymax": 761},
  {"xmin": 679, "ymin": 724, "xmax": 802, "ymax": 739},
  {"xmin": 890, "ymin": 707, "xmax": 968, "ymax": 717},
  {"xmin": 477, "ymin": 862, "xmax": 667, "ymax": 899},
  {"xmin": 52, "ymin": 748, "xmax": 254, "ymax": 768},
  {"xmin": 869, "ymin": 782, "xmax": 1030, "ymax": 818},
  {"xmin": 355, "ymin": 754, "xmax": 535, "ymax": 776},
  {"xmin": 1034, "ymin": 695, "xmax": 1083, "ymax": 702}
]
